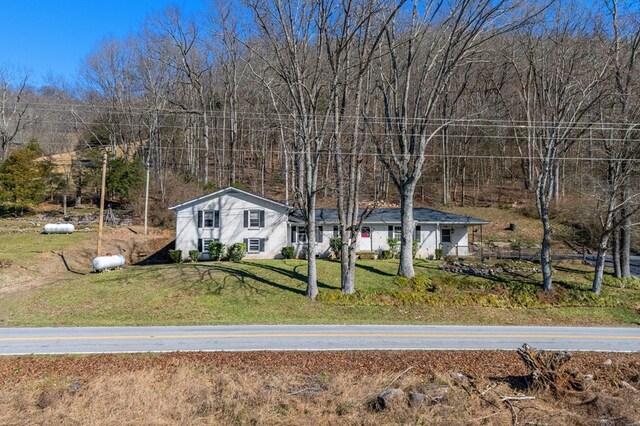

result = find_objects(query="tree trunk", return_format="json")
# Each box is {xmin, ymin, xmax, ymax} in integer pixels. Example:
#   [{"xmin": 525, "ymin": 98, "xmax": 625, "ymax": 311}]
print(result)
[
  {"xmin": 305, "ymin": 149, "xmax": 319, "ymax": 300},
  {"xmin": 341, "ymin": 236, "xmax": 356, "ymax": 295},
  {"xmin": 612, "ymin": 226, "xmax": 622, "ymax": 278},
  {"xmin": 620, "ymin": 198, "xmax": 632, "ymax": 279},
  {"xmin": 592, "ymin": 234, "xmax": 610, "ymax": 296},
  {"xmin": 203, "ymin": 108, "xmax": 210, "ymax": 184},
  {"xmin": 540, "ymin": 206, "xmax": 553, "ymax": 292},
  {"xmin": 398, "ymin": 185, "xmax": 415, "ymax": 278},
  {"xmin": 306, "ymin": 204, "xmax": 319, "ymax": 300}
]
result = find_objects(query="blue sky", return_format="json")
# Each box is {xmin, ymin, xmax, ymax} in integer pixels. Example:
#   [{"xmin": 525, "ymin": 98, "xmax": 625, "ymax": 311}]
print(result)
[{"xmin": 0, "ymin": 0, "xmax": 206, "ymax": 87}]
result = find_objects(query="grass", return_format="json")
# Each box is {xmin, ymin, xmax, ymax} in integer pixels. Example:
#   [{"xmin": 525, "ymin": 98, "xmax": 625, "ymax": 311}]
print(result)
[
  {"xmin": 444, "ymin": 205, "xmax": 578, "ymax": 248},
  {"xmin": 1, "ymin": 351, "xmax": 639, "ymax": 425},
  {"xmin": 0, "ymin": 218, "xmax": 638, "ymax": 327},
  {"xmin": 0, "ymin": 256, "xmax": 638, "ymax": 327}
]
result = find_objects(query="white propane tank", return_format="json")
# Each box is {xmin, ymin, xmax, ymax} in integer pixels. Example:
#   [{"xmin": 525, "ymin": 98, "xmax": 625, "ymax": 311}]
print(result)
[
  {"xmin": 92, "ymin": 254, "xmax": 126, "ymax": 272},
  {"xmin": 44, "ymin": 223, "xmax": 75, "ymax": 234}
]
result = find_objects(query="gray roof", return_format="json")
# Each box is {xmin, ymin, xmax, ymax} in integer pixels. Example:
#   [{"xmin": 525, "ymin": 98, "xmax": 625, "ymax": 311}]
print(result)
[
  {"xmin": 169, "ymin": 186, "xmax": 289, "ymax": 211},
  {"xmin": 291, "ymin": 208, "xmax": 489, "ymax": 225}
]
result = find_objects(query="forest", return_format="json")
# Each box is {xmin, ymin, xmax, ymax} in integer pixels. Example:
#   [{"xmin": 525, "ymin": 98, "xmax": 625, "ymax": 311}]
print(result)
[{"xmin": 0, "ymin": 0, "xmax": 638, "ymax": 298}]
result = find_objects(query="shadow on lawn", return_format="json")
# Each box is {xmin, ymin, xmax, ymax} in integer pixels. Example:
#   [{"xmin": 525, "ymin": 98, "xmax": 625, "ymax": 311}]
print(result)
[
  {"xmin": 170, "ymin": 261, "xmax": 335, "ymax": 296},
  {"xmin": 184, "ymin": 263, "xmax": 305, "ymax": 295},
  {"xmin": 354, "ymin": 262, "xmax": 396, "ymax": 277},
  {"xmin": 249, "ymin": 261, "xmax": 335, "ymax": 291}
]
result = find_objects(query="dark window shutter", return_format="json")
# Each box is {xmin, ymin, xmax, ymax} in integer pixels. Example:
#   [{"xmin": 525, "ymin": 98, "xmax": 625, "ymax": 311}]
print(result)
[
  {"xmin": 415, "ymin": 225, "xmax": 421, "ymax": 241},
  {"xmin": 198, "ymin": 238, "xmax": 203, "ymax": 252},
  {"xmin": 259, "ymin": 238, "xmax": 265, "ymax": 252},
  {"xmin": 388, "ymin": 225, "xmax": 393, "ymax": 239},
  {"xmin": 259, "ymin": 210, "xmax": 265, "ymax": 227},
  {"xmin": 214, "ymin": 210, "xmax": 220, "ymax": 228},
  {"xmin": 243, "ymin": 238, "xmax": 248, "ymax": 248},
  {"xmin": 317, "ymin": 226, "xmax": 323, "ymax": 243},
  {"xmin": 333, "ymin": 226, "xmax": 339, "ymax": 237},
  {"xmin": 243, "ymin": 210, "xmax": 248, "ymax": 228},
  {"xmin": 197, "ymin": 211, "xmax": 203, "ymax": 228},
  {"xmin": 291, "ymin": 226, "xmax": 297, "ymax": 243}
]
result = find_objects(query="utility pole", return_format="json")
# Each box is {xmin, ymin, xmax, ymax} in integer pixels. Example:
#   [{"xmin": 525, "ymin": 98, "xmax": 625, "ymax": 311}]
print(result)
[
  {"xmin": 96, "ymin": 152, "xmax": 108, "ymax": 257},
  {"xmin": 144, "ymin": 161, "xmax": 151, "ymax": 236}
]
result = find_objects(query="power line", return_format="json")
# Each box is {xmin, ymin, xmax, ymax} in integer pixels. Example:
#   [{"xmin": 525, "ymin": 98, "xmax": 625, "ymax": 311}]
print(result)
[{"xmin": 7, "ymin": 100, "xmax": 640, "ymax": 132}]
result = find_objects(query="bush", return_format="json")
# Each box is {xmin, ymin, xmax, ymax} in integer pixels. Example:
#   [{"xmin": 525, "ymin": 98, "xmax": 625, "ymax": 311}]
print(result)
[
  {"xmin": 412, "ymin": 240, "xmax": 419, "ymax": 258},
  {"xmin": 381, "ymin": 250, "xmax": 392, "ymax": 260},
  {"xmin": 207, "ymin": 241, "xmax": 225, "ymax": 261},
  {"xmin": 329, "ymin": 237, "xmax": 342, "ymax": 259},
  {"xmin": 387, "ymin": 238, "xmax": 399, "ymax": 258},
  {"xmin": 227, "ymin": 243, "xmax": 246, "ymax": 262},
  {"xmin": 434, "ymin": 248, "xmax": 443, "ymax": 260},
  {"xmin": 188, "ymin": 250, "xmax": 200, "ymax": 262},
  {"xmin": 281, "ymin": 246, "xmax": 295, "ymax": 259},
  {"xmin": 168, "ymin": 249, "xmax": 182, "ymax": 263}
]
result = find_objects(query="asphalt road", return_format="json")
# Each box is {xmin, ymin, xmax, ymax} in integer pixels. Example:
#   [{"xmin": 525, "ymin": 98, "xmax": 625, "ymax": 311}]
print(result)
[{"xmin": 0, "ymin": 325, "xmax": 638, "ymax": 355}]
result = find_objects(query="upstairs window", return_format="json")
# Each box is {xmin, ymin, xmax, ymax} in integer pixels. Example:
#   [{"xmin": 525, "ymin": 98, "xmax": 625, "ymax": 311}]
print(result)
[
  {"xmin": 198, "ymin": 210, "xmax": 219, "ymax": 228},
  {"xmin": 204, "ymin": 211, "xmax": 215, "ymax": 228},
  {"xmin": 244, "ymin": 210, "xmax": 265, "ymax": 228},
  {"xmin": 249, "ymin": 210, "xmax": 260, "ymax": 228}
]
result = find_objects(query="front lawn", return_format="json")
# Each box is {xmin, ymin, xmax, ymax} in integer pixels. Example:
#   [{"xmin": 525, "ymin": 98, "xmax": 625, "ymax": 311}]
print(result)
[{"xmin": 1, "ymin": 258, "xmax": 638, "ymax": 327}]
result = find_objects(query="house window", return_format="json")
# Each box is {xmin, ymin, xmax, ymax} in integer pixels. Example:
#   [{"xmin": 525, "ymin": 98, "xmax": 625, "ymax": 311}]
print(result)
[
  {"xmin": 361, "ymin": 227, "xmax": 370, "ymax": 238},
  {"xmin": 441, "ymin": 228, "xmax": 452, "ymax": 243},
  {"xmin": 247, "ymin": 238, "xmax": 261, "ymax": 253},
  {"xmin": 204, "ymin": 211, "xmax": 215, "ymax": 227},
  {"xmin": 249, "ymin": 210, "xmax": 260, "ymax": 228},
  {"xmin": 394, "ymin": 226, "xmax": 402, "ymax": 240},
  {"xmin": 297, "ymin": 227, "xmax": 307, "ymax": 243},
  {"xmin": 199, "ymin": 238, "xmax": 219, "ymax": 253},
  {"xmin": 198, "ymin": 210, "xmax": 219, "ymax": 228},
  {"xmin": 244, "ymin": 209, "xmax": 265, "ymax": 228},
  {"xmin": 333, "ymin": 226, "xmax": 339, "ymax": 237}
]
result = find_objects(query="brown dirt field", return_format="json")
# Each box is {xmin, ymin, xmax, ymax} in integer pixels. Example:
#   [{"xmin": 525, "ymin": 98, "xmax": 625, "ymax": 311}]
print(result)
[{"xmin": 1, "ymin": 350, "xmax": 638, "ymax": 425}]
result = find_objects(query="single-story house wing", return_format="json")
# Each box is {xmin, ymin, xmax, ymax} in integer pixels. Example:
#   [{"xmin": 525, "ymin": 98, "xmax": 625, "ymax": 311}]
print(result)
[{"xmin": 170, "ymin": 187, "xmax": 490, "ymax": 260}]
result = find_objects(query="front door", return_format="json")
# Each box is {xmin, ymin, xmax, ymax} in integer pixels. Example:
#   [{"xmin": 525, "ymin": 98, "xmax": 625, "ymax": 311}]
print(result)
[{"xmin": 359, "ymin": 226, "xmax": 372, "ymax": 251}]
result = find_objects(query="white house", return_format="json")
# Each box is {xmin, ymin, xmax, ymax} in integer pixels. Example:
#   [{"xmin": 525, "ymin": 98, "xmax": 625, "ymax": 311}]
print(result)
[{"xmin": 170, "ymin": 187, "xmax": 489, "ymax": 260}]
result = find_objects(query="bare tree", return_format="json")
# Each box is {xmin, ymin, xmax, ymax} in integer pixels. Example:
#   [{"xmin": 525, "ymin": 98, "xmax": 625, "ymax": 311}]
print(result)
[
  {"xmin": 591, "ymin": 0, "xmax": 640, "ymax": 294},
  {"xmin": 605, "ymin": 0, "xmax": 640, "ymax": 280},
  {"xmin": 247, "ymin": 0, "xmax": 340, "ymax": 299},
  {"xmin": 155, "ymin": 7, "xmax": 215, "ymax": 184},
  {"xmin": 323, "ymin": 0, "xmax": 405, "ymax": 294},
  {"xmin": 0, "ymin": 67, "xmax": 31, "ymax": 160},
  {"xmin": 508, "ymin": 8, "xmax": 609, "ymax": 291},
  {"xmin": 371, "ymin": 0, "xmax": 531, "ymax": 278}
]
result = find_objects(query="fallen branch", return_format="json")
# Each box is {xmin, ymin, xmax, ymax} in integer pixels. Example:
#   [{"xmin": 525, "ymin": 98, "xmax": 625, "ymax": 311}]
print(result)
[
  {"xmin": 500, "ymin": 395, "xmax": 535, "ymax": 402},
  {"xmin": 383, "ymin": 366, "xmax": 413, "ymax": 390}
]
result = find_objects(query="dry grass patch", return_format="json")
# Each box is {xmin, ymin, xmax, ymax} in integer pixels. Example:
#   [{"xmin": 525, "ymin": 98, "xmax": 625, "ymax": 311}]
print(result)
[{"xmin": 0, "ymin": 351, "xmax": 638, "ymax": 425}]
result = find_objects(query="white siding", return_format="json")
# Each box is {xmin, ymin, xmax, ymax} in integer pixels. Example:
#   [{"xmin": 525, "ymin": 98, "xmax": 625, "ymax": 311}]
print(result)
[
  {"xmin": 294, "ymin": 222, "xmax": 471, "ymax": 259},
  {"xmin": 174, "ymin": 191, "xmax": 289, "ymax": 259},
  {"xmin": 173, "ymin": 189, "xmax": 477, "ymax": 259}
]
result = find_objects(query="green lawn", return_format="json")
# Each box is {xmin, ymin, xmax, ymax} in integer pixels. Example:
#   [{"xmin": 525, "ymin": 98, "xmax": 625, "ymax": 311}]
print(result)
[{"xmin": 0, "ymin": 257, "xmax": 638, "ymax": 327}]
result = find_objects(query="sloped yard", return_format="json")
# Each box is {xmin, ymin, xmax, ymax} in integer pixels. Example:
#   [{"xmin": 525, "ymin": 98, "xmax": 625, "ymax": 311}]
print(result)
[{"xmin": 0, "ymin": 255, "xmax": 638, "ymax": 327}]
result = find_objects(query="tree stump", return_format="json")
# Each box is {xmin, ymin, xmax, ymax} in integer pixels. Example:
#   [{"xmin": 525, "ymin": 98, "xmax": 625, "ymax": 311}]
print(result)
[{"xmin": 516, "ymin": 344, "xmax": 587, "ymax": 394}]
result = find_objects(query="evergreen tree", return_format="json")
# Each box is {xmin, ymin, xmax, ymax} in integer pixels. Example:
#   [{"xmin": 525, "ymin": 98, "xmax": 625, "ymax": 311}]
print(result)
[{"xmin": 0, "ymin": 141, "xmax": 47, "ymax": 213}]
